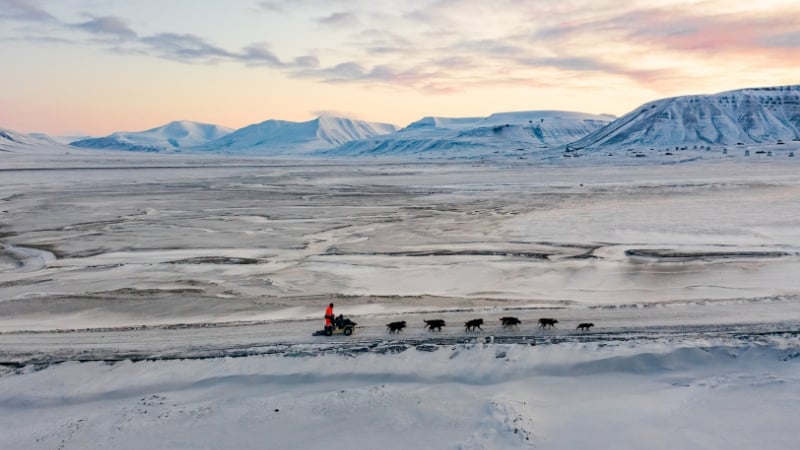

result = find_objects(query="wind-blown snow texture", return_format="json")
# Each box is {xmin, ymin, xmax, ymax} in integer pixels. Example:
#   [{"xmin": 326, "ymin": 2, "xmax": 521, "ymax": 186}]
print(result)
[
  {"xmin": 70, "ymin": 121, "xmax": 234, "ymax": 152},
  {"xmin": 327, "ymin": 110, "xmax": 613, "ymax": 157},
  {"xmin": 572, "ymin": 85, "xmax": 800, "ymax": 150},
  {"xmin": 196, "ymin": 115, "xmax": 398, "ymax": 154}
]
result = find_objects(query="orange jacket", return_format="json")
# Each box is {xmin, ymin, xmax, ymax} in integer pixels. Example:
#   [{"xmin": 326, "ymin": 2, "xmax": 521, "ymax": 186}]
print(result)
[{"xmin": 324, "ymin": 305, "xmax": 334, "ymax": 326}]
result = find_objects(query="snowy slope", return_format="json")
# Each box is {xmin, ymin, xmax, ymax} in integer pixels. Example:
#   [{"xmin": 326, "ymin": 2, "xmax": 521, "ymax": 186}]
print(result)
[
  {"xmin": 69, "ymin": 121, "xmax": 234, "ymax": 152},
  {"xmin": 196, "ymin": 115, "xmax": 398, "ymax": 154},
  {"xmin": 571, "ymin": 85, "xmax": 800, "ymax": 150},
  {"xmin": 1, "ymin": 127, "xmax": 144, "ymax": 168},
  {"xmin": 325, "ymin": 110, "xmax": 614, "ymax": 157},
  {"xmin": 29, "ymin": 133, "xmax": 92, "ymax": 145},
  {"xmin": 0, "ymin": 126, "xmax": 117, "ymax": 167},
  {"xmin": 0, "ymin": 127, "xmax": 76, "ymax": 155},
  {"xmin": 0, "ymin": 127, "xmax": 38, "ymax": 148},
  {"xmin": 402, "ymin": 115, "xmax": 485, "ymax": 130}
]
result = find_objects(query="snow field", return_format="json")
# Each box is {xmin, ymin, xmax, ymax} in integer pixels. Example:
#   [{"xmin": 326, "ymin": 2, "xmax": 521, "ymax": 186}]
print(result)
[{"xmin": 1, "ymin": 337, "xmax": 798, "ymax": 450}]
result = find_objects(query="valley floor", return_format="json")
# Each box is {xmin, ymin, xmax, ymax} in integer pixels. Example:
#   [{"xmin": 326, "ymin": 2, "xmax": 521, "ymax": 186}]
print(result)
[{"xmin": 1, "ymin": 151, "xmax": 799, "ymax": 448}]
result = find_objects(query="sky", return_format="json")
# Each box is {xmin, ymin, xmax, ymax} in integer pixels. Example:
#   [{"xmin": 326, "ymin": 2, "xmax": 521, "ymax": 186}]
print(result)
[{"xmin": 1, "ymin": 0, "xmax": 799, "ymax": 136}]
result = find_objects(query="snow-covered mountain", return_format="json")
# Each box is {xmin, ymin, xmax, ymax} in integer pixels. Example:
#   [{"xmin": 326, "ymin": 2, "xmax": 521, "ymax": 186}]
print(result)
[
  {"xmin": 570, "ymin": 85, "xmax": 800, "ymax": 150},
  {"xmin": 70, "ymin": 121, "xmax": 234, "ymax": 152},
  {"xmin": 196, "ymin": 115, "xmax": 398, "ymax": 154},
  {"xmin": 325, "ymin": 111, "xmax": 614, "ymax": 157},
  {"xmin": 12, "ymin": 83, "xmax": 800, "ymax": 159}
]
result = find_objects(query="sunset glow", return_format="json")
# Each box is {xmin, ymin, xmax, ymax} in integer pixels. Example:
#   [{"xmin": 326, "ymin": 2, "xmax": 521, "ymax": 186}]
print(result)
[{"xmin": 1, "ymin": 0, "xmax": 799, "ymax": 135}]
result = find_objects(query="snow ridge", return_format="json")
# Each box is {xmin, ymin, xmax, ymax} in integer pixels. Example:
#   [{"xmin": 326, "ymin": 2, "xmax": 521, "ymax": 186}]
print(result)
[
  {"xmin": 0, "ymin": 127, "xmax": 65, "ymax": 153},
  {"xmin": 0, "ymin": 127, "xmax": 36, "ymax": 146},
  {"xmin": 571, "ymin": 85, "xmax": 800, "ymax": 150}
]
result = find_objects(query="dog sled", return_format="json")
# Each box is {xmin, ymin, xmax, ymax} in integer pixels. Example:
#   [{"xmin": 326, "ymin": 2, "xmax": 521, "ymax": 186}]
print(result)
[{"xmin": 313, "ymin": 314, "xmax": 357, "ymax": 337}]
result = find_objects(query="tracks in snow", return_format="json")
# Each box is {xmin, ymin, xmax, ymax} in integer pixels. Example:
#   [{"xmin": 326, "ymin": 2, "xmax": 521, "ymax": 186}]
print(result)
[{"xmin": 1, "ymin": 321, "xmax": 798, "ymax": 370}]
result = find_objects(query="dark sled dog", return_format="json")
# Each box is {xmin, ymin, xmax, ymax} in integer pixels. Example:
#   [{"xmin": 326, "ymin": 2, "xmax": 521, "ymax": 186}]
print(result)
[
  {"xmin": 538, "ymin": 318, "xmax": 559, "ymax": 328},
  {"xmin": 500, "ymin": 316, "xmax": 521, "ymax": 328},
  {"xmin": 386, "ymin": 321, "xmax": 407, "ymax": 333},
  {"xmin": 465, "ymin": 318, "xmax": 484, "ymax": 331},
  {"xmin": 424, "ymin": 319, "xmax": 446, "ymax": 331}
]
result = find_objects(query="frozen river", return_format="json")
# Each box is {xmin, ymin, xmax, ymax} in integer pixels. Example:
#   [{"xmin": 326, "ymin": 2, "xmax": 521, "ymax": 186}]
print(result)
[{"xmin": 2, "ymin": 155, "xmax": 800, "ymax": 333}]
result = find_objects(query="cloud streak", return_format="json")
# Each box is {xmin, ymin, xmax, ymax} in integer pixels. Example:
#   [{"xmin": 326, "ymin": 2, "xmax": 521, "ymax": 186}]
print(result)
[
  {"xmin": 3, "ymin": 0, "xmax": 800, "ymax": 96},
  {"xmin": 318, "ymin": 11, "xmax": 359, "ymax": 28},
  {"xmin": 73, "ymin": 16, "xmax": 137, "ymax": 40},
  {"xmin": 140, "ymin": 33, "xmax": 234, "ymax": 62},
  {"xmin": 0, "ymin": 0, "xmax": 55, "ymax": 22},
  {"xmin": 1, "ymin": 3, "xmax": 318, "ymax": 69},
  {"xmin": 134, "ymin": 35, "xmax": 319, "ymax": 69},
  {"xmin": 534, "ymin": 6, "xmax": 800, "ymax": 55}
]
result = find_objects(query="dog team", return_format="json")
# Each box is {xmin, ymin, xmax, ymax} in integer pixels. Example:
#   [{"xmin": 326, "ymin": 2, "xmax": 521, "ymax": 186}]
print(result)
[{"xmin": 385, "ymin": 317, "xmax": 595, "ymax": 333}]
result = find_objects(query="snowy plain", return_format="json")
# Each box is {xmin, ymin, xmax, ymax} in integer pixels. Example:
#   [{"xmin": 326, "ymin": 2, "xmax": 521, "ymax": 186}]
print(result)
[{"xmin": 1, "ymin": 144, "xmax": 799, "ymax": 449}]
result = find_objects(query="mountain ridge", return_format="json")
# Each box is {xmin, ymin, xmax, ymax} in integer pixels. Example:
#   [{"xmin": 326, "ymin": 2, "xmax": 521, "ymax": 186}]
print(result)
[
  {"xmin": 6, "ymin": 83, "xmax": 800, "ymax": 158},
  {"xmin": 325, "ymin": 110, "xmax": 614, "ymax": 157},
  {"xmin": 195, "ymin": 115, "xmax": 398, "ymax": 154},
  {"xmin": 571, "ymin": 85, "xmax": 800, "ymax": 150},
  {"xmin": 70, "ymin": 120, "xmax": 235, "ymax": 152}
]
